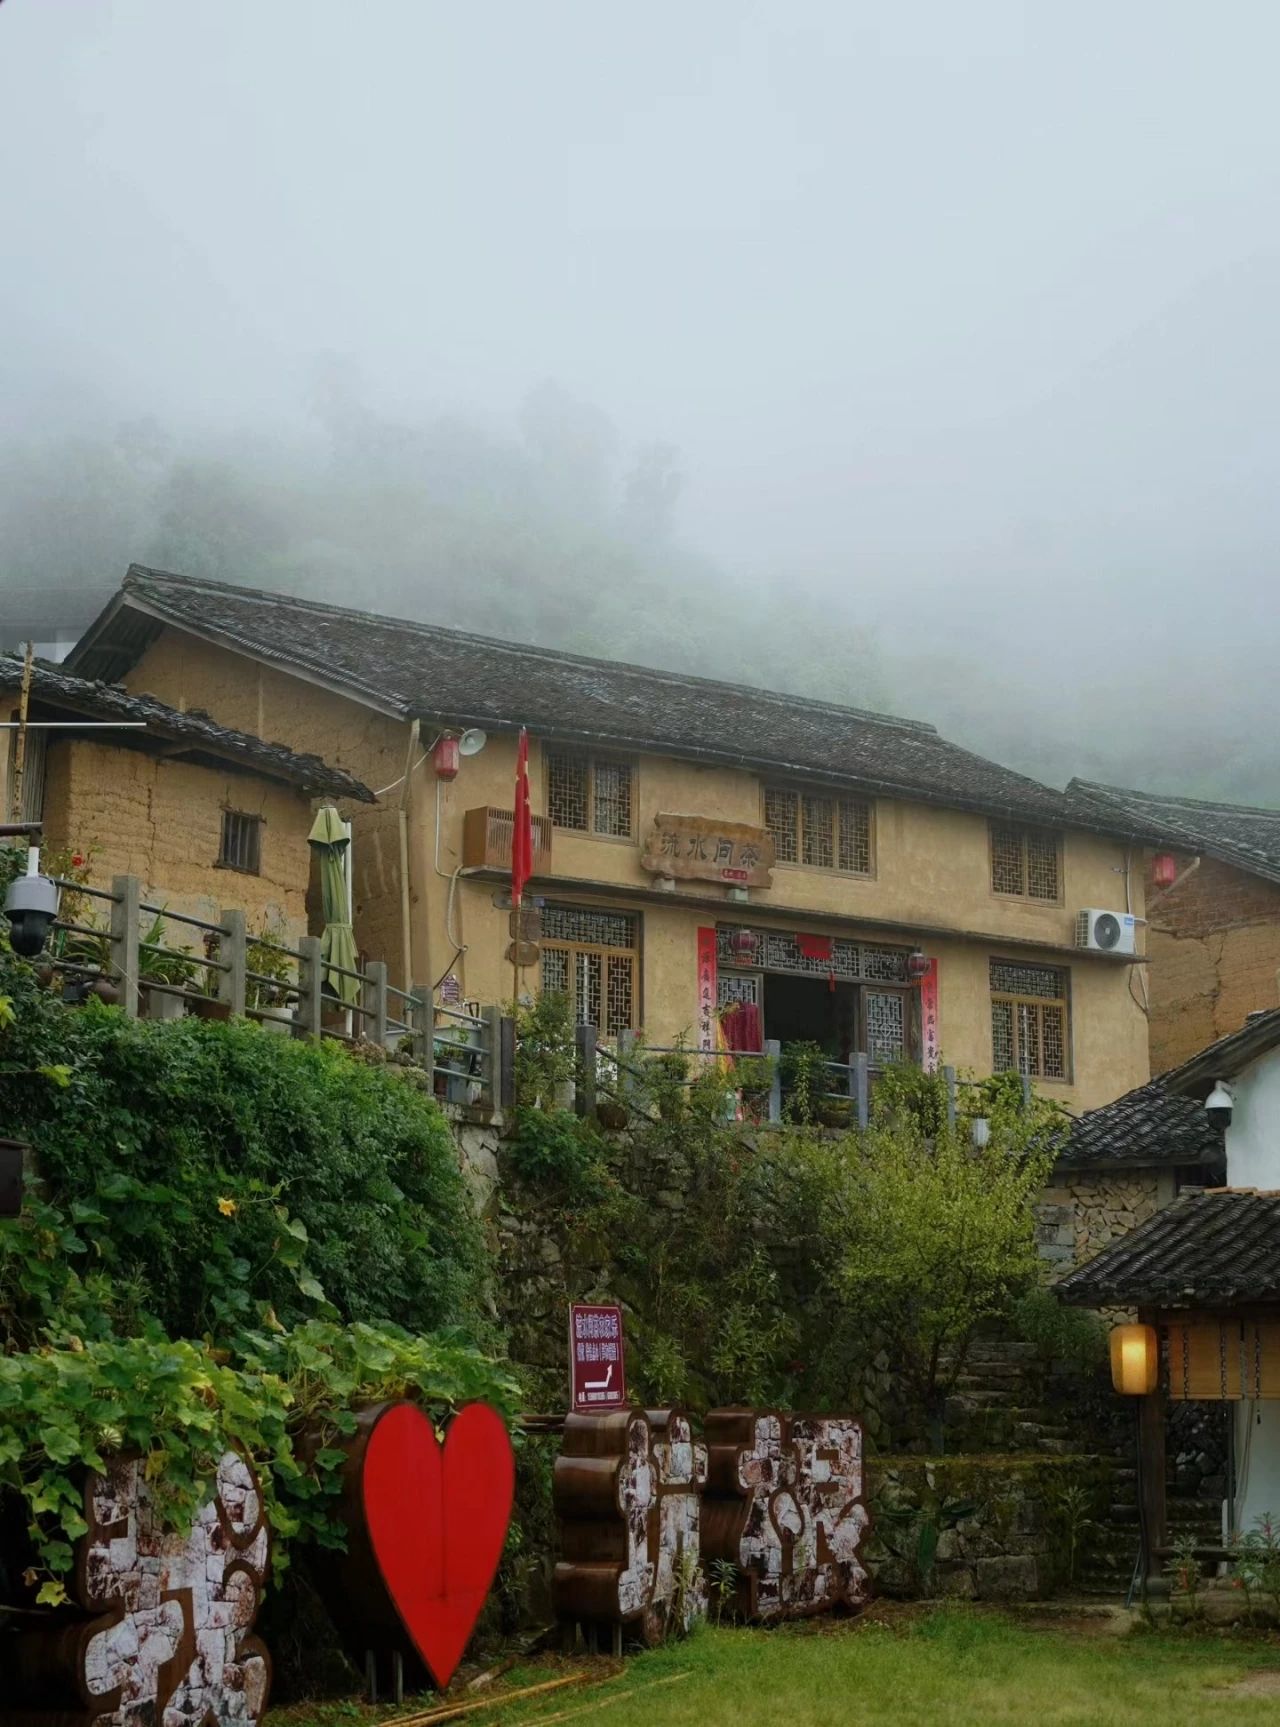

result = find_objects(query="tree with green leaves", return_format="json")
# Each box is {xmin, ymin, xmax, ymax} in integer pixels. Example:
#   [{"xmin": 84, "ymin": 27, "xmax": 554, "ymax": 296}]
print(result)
[{"xmin": 839, "ymin": 1069, "xmax": 1067, "ymax": 1450}]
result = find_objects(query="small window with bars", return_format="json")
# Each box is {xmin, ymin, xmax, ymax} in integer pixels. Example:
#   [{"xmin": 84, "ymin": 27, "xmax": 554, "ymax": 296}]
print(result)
[
  {"xmin": 763, "ymin": 786, "xmax": 872, "ymax": 874},
  {"xmin": 545, "ymin": 747, "xmax": 634, "ymax": 838},
  {"xmin": 990, "ymin": 824, "xmax": 1060, "ymax": 901},
  {"xmin": 540, "ymin": 904, "xmax": 638, "ymax": 1035},
  {"xmin": 218, "ymin": 810, "xmax": 263, "ymax": 875},
  {"xmin": 990, "ymin": 959, "xmax": 1069, "ymax": 1081}
]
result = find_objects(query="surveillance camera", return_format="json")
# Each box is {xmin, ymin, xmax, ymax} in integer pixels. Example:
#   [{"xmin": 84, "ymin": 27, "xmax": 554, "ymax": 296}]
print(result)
[
  {"xmin": 3, "ymin": 871, "xmax": 59, "ymax": 959},
  {"xmin": 1205, "ymin": 1080, "xmax": 1234, "ymax": 1130}
]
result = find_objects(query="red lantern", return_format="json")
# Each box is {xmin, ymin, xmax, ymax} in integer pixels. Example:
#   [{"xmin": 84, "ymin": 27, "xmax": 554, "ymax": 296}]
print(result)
[
  {"xmin": 432, "ymin": 735, "xmax": 461, "ymax": 780},
  {"xmin": 1151, "ymin": 853, "xmax": 1178, "ymax": 889},
  {"xmin": 906, "ymin": 949, "xmax": 930, "ymax": 982},
  {"xmin": 729, "ymin": 927, "xmax": 759, "ymax": 965}
]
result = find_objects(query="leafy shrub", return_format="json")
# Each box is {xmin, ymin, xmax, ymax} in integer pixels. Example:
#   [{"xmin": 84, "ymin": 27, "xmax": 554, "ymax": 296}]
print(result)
[
  {"xmin": 1011, "ymin": 1284, "xmax": 1107, "ymax": 1377},
  {"xmin": 0, "ymin": 1321, "xmax": 517, "ymax": 1603},
  {"xmin": 0, "ymin": 954, "xmax": 492, "ymax": 1341}
]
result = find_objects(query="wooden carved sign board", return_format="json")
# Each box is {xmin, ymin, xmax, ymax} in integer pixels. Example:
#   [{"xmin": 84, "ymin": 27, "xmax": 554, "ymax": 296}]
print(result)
[
  {"xmin": 4, "ymin": 1451, "xmax": 271, "ymax": 1727},
  {"xmin": 640, "ymin": 816, "xmax": 776, "ymax": 889},
  {"xmin": 701, "ymin": 1410, "xmax": 869, "ymax": 1620},
  {"xmin": 553, "ymin": 1408, "xmax": 707, "ymax": 1645},
  {"xmin": 311, "ymin": 1400, "xmax": 514, "ymax": 1691}
]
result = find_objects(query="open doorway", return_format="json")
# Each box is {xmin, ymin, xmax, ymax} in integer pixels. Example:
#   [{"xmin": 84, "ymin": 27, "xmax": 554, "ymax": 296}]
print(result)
[{"xmin": 763, "ymin": 974, "xmax": 857, "ymax": 1063}]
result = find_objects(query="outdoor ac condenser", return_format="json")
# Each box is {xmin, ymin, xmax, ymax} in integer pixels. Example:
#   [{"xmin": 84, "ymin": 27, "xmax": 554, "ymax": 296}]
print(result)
[{"xmin": 1074, "ymin": 908, "xmax": 1139, "ymax": 955}]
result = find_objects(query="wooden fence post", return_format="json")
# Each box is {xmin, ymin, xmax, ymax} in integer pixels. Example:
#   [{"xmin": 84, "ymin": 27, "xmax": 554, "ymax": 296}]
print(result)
[
  {"xmin": 852, "ymin": 1051, "xmax": 870, "ymax": 1131},
  {"xmin": 410, "ymin": 983, "xmax": 434, "ymax": 1091},
  {"xmin": 365, "ymin": 960, "xmax": 388, "ymax": 1049},
  {"xmin": 217, "ymin": 907, "xmax": 246, "ymax": 1017},
  {"xmin": 574, "ymin": 1022, "xmax": 597, "ymax": 1119},
  {"xmin": 109, "ymin": 875, "xmax": 140, "ymax": 1019},
  {"xmin": 295, "ymin": 935, "xmax": 323, "ymax": 1040},
  {"xmin": 765, "ymin": 1037, "xmax": 782, "ymax": 1125}
]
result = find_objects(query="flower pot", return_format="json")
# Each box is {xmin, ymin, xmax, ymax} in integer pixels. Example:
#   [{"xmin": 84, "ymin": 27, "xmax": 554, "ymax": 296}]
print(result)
[
  {"xmin": 142, "ymin": 983, "xmax": 187, "ymax": 1022},
  {"xmin": 188, "ymin": 995, "xmax": 232, "ymax": 1022},
  {"xmin": 91, "ymin": 976, "xmax": 120, "ymax": 1006},
  {"xmin": 0, "ymin": 1139, "xmax": 25, "ymax": 1219}
]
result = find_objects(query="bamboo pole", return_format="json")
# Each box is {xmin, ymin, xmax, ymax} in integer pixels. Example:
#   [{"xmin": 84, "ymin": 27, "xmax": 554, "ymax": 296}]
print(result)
[
  {"xmin": 519, "ymin": 1671, "xmax": 694, "ymax": 1727},
  {"xmin": 379, "ymin": 1671, "xmax": 589, "ymax": 1727}
]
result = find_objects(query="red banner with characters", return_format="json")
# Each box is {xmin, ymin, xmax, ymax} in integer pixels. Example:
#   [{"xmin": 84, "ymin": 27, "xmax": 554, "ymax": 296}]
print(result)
[
  {"xmin": 920, "ymin": 958, "xmax": 940, "ymax": 1073},
  {"xmin": 697, "ymin": 926, "xmax": 718, "ymax": 1052}
]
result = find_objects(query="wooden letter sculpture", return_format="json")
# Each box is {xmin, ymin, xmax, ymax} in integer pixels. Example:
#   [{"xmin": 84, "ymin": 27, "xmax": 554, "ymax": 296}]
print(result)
[
  {"xmin": 5, "ymin": 1451, "xmax": 271, "ymax": 1727},
  {"xmin": 311, "ymin": 1401, "xmax": 514, "ymax": 1691},
  {"xmin": 553, "ymin": 1408, "xmax": 707, "ymax": 1645},
  {"xmin": 703, "ymin": 1410, "xmax": 868, "ymax": 1620}
]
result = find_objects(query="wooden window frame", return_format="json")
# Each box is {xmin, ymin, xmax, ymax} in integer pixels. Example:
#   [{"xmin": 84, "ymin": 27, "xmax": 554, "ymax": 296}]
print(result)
[
  {"xmin": 217, "ymin": 808, "xmax": 263, "ymax": 877},
  {"xmin": 989, "ymin": 823, "xmax": 1063, "ymax": 904},
  {"xmin": 989, "ymin": 959, "xmax": 1072, "ymax": 1083},
  {"xmin": 544, "ymin": 745, "xmax": 636, "ymax": 841},
  {"xmin": 538, "ymin": 903, "xmax": 641, "ymax": 1035},
  {"xmin": 760, "ymin": 784, "xmax": 875, "ymax": 877}
]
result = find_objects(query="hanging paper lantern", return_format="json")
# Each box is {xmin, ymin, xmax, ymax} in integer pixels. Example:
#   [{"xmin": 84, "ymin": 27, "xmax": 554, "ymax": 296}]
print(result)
[
  {"xmin": 728, "ymin": 927, "xmax": 759, "ymax": 965},
  {"xmin": 906, "ymin": 949, "xmax": 930, "ymax": 982},
  {"xmin": 1151, "ymin": 853, "xmax": 1178, "ymax": 889}
]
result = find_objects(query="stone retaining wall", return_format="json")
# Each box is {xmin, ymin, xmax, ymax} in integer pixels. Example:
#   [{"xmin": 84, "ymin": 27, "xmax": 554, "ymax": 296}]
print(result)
[{"xmin": 867, "ymin": 1454, "xmax": 1108, "ymax": 1601}]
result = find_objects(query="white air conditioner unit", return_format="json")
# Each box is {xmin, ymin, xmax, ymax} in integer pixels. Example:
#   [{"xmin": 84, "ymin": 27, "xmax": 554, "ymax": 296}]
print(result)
[{"xmin": 1075, "ymin": 908, "xmax": 1138, "ymax": 955}]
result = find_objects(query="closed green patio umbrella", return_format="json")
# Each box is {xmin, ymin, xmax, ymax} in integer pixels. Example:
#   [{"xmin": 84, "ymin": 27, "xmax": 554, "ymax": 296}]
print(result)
[{"xmin": 308, "ymin": 805, "xmax": 359, "ymax": 1007}]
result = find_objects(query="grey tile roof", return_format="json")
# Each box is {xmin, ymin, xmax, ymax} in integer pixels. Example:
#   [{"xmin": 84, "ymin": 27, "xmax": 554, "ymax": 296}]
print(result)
[
  {"xmin": 0, "ymin": 658, "xmax": 374, "ymax": 803},
  {"xmin": 1060, "ymin": 1075, "xmax": 1225, "ymax": 1169},
  {"xmin": 70, "ymin": 566, "xmax": 1158, "ymax": 832},
  {"xmin": 1068, "ymin": 778, "xmax": 1280, "ymax": 887},
  {"xmin": 1057, "ymin": 1189, "xmax": 1280, "ymax": 1308}
]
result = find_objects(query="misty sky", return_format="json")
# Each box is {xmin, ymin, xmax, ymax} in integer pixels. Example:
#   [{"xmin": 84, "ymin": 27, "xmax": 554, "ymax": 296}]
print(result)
[{"xmin": 3, "ymin": 1, "xmax": 1280, "ymax": 795}]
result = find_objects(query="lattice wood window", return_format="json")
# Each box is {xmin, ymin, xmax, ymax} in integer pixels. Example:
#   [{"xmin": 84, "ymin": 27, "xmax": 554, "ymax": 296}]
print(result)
[
  {"xmin": 218, "ymin": 810, "xmax": 262, "ymax": 876},
  {"xmin": 990, "ymin": 824, "xmax": 1060, "ymax": 901},
  {"xmin": 763, "ymin": 787, "xmax": 872, "ymax": 874},
  {"xmin": 545, "ymin": 748, "xmax": 634, "ymax": 838},
  {"xmin": 990, "ymin": 959, "xmax": 1069, "ymax": 1081},
  {"xmin": 540, "ymin": 904, "xmax": 638, "ymax": 1035}
]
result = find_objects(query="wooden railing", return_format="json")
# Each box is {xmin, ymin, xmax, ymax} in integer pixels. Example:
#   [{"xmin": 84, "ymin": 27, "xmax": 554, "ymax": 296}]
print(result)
[{"xmin": 40, "ymin": 873, "xmax": 514, "ymax": 1109}]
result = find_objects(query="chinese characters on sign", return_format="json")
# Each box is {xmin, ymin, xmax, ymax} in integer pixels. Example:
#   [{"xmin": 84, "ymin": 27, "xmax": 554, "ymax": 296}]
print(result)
[
  {"xmin": 569, "ymin": 1303, "xmax": 628, "ymax": 1412},
  {"xmin": 919, "ymin": 958, "xmax": 940, "ymax": 1074},
  {"xmin": 640, "ymin": 814, "xmax": 776, "ymax": 888},
  {"xmin": 696, "ymin": 925, "xmax": 718, "ymax": 1053}
]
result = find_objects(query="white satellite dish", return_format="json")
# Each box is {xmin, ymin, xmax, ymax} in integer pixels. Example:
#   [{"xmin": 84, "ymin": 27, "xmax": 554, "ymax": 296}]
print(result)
[{"xmin": 458, "ymin": 728, "xmax": 488, "ymax": 757}]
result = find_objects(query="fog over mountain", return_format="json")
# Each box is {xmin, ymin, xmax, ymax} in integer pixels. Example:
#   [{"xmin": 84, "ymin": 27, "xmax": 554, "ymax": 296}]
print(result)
[{"xmin": 3, "ymin": 1, "xmax": 1278, "ymax": 804}]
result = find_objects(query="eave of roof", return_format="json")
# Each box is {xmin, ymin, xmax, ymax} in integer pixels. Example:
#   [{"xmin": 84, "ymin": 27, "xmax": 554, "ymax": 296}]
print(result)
[
  {"xmin": 1164, "ymin": 1008, "xmax": 1280, "ymax": 1099},
  {"xmin": 1057, "ymin": 1188, "xmax": 1280, "ymax": 1309},
  {"xmin": 68, "ymin": 567, "xmax": 1168, "ymax": 839},
  {"xmin": 1068, "ymin": 777, "xmax": 1280, "ymax": 888},
  {"xmin": 0, "ymin": 659, "xmax": 374, "ymax": 803},
  {"xmin": 1057, "ymin": 1073, "xmax": 1226, "ymax": 1169}
]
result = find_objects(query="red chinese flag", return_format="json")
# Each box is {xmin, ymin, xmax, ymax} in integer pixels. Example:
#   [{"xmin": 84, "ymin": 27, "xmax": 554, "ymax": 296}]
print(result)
[{"xmin": 511, "ymin": 728, "xmax": 533, "ymax": 909}]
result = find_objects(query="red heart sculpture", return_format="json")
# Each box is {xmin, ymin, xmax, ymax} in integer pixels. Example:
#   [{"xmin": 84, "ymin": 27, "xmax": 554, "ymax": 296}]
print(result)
[{"xmin": 363, "ymin": 1402, "xmax": 514, "ymax": 1688}]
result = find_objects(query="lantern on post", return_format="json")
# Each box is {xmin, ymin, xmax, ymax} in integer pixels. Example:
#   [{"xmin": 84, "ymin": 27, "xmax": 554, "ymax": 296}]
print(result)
[
  {"xmin": 1110, "ymin": 1322, "xmax": 1159, "ymax": 1396},
  {"xmin": 1151, "ymin": 853, "xmax": 1178, "ymax": 890}
]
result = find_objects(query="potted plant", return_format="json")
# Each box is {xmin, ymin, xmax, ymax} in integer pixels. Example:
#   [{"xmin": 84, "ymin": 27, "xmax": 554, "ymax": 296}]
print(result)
[
  {"xmin": 246, "ymin": 920, "xmax": 296, "ymax": 1033},
  {"xmin": 138, "ymin": 910, "xmax": 202, "ymax": 1021}
]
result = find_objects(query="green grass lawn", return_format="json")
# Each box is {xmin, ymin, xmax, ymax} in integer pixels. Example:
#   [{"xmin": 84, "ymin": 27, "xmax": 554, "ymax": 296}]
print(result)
[{"xmin": 269, "ymin": 1608, "xmax": 1280, "ymax": 1727}]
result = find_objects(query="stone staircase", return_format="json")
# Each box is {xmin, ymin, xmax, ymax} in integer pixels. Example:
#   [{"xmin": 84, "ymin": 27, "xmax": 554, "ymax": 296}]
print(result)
[
  {"xmin": 944, "ymin": 1333, "xmax": 1227, "ymax": 1599},
  {"xmin": 944, "ymin": 1337, "xmax": 1075, "ymax": 1455}
]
